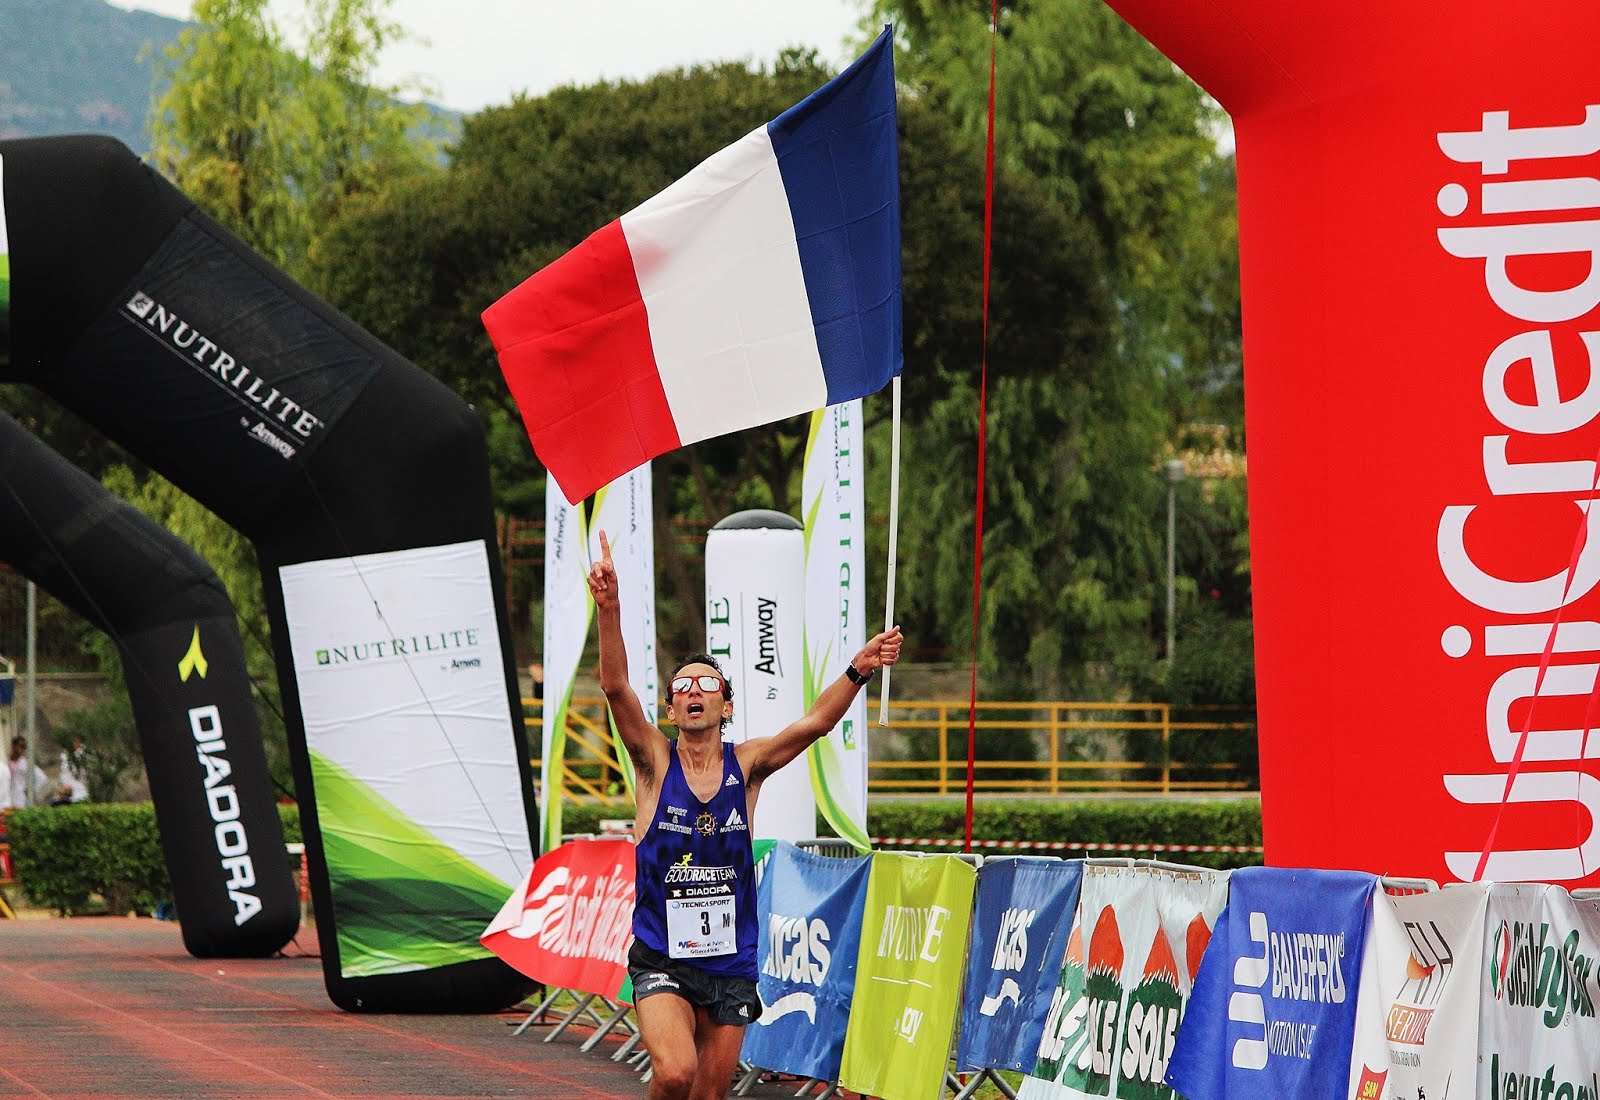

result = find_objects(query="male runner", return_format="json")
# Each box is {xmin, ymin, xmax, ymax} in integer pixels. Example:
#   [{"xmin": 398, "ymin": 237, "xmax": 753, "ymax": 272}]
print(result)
[{"xmin": 586, "ymin": 530, "xmax": 901, "ymax": 1100}]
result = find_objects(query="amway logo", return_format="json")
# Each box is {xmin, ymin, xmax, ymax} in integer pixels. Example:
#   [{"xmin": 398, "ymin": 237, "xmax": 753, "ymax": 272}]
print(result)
[
  {"xmin": 122, "ymin": 291, "xmax": 327, "ymax": 442},
  {"xmin": 753, "ymin": 597, "xmax": 782, "ymax": 675}
]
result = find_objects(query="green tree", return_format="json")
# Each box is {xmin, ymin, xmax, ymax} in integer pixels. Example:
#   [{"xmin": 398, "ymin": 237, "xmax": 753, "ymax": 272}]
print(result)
[
  {"xmin": 870, "ymin": 0, "xmax": 1247, "ymax": 698},
  {"xmin": 309, "ymin": 54, "xmax": 1110, "ymax": 669},
  {"xmin": 100, "ymin": 466, "xmax": 292, "ymax": 792},
  {"xmin": 148, "ymin": 0, "xmax": 436, "ymax": 280}
]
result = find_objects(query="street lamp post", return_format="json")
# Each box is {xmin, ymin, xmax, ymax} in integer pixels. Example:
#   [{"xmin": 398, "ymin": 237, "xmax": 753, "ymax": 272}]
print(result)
[{"xmin": 1163, "ymin": 459, "xmax": 1186, "ymax": 663}]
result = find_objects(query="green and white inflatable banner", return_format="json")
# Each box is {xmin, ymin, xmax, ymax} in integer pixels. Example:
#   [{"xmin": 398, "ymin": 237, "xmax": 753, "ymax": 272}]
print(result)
[
  {"xmin": 541, "ymin": 475, "xmax": 591, "ymax": 852},
  {"xmin": 839, "ymin": 852, "xmax": 976, "ymax": 1100},
  {"xmin": 1022, "ymin": 863, "xmax": 1227, "ymax": 1100},
  {"xmin": 0, "ymin": 152, "xmax": 10, "ymax": 367},
  {"xmin": 590, "ymin": 462, "xmax": 655, "ymax": 801},
  {"xmin": 279, "ymin": 540, "xmax": 533, "ymax": 978},
  {"xmin": 801, "ymin": 401, "xmax": 869, "ymax": 850}
]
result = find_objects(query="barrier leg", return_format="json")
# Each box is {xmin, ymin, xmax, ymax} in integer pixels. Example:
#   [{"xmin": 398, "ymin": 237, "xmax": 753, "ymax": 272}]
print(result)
[
  {"xmin": 510, "ymin": 985, "xmax": 565, "ymax": 1036},
  {"xmin": 579, "ymin": 1002, "xmax": 635, "ymax": 1053},
  {"xmin": 541, "ymin": 992, "xmax": 599, "ymax": 1042},
  {"xmin": 612, "ymin": 1028, "xmax": 644, "ymax": 1061}
]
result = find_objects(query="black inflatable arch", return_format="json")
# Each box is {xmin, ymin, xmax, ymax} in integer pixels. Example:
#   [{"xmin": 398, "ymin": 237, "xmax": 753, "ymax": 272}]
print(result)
[
  {"xmin": 0, "ymin": 408, "xmax": 298, "ymax": 956},
  {"xmin": 0, "ymin": 136, "xmax": 537, "ymax": 1012}
]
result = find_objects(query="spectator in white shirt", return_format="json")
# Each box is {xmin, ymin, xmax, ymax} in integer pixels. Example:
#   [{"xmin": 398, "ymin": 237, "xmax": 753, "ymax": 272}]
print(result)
[
  {"xmin": 52, "ymin": 739, "xmax": 90, "ymax": 805},
  {"xmin": 7, "ymin": 736, "xmax": 51, "ymax": 809}
]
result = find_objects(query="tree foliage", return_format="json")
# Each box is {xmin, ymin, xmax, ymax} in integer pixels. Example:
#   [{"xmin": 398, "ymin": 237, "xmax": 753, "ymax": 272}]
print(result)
[
  {"xmin": 148, "ymin": 0, "xmax": 437, "ymax": 280},
  {"xmin": 309, "ymin": 53, "xmax": 1114, "ymax": 669},
  {"xmin": 863, "ymin": 0, "xmax": 1248, "ymax": 695},
  {"xmin": 99, "ymin": 466, "xmax": 292, "ymax": 792}
]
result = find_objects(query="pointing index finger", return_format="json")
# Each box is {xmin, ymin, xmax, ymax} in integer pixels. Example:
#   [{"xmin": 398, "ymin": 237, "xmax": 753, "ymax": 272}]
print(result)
[{"xmin": 598, "ymin": 529, "xmax": 613, "ymax": 564}]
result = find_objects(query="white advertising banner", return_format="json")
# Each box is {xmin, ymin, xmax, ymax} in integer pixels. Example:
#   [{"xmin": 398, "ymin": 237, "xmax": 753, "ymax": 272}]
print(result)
[
  {"xmin": 1346, "ymin": 883, "xmax": 1487, "ymax": 1100},
  {"xmin": 590, "ymin": 462, "xmax": 655, "ymax": 799},
  {"xmin": 541, "ymin": 476, "xmax": 591, "ymax": 852},
  {"xmin": 801, "ymin": 402, "xmax": 869, "ymax": 850},
  {"xmin": 706, "ymin": 516, "xmax": 814, "ymax": 840},
  {"xmin": 1478, "ymin": 884, "xmax": 1600, "ymax": 1100},
  {"xmin": 1023, "ymin": 863, "xmax": 1228, "ymax": 1100},
  {"xmin": 280, "ymin": 540, "xmax": 533, "ymax": 975}
]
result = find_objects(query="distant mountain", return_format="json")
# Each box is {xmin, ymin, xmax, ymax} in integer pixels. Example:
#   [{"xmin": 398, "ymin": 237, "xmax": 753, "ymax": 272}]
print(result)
[
  {"xmin": 0, "ymin": 0, "xmax": 459, "ymax": 158},
  {"xmin": 0, "ymin": 0, "xmax": 185, "ymax": 153}
]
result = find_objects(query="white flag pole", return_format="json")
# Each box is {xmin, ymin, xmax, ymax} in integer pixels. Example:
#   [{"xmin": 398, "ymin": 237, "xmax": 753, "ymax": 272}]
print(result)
[{"xmin": 877, "ymin": 375, "xmax": 903, "ymax": 726}]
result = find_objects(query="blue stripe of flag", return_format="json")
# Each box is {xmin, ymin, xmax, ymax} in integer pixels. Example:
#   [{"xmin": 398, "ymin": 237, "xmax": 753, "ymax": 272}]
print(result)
[{"xmin": 767, "ymin": 28, "xmax": 903, "ymax": 406}]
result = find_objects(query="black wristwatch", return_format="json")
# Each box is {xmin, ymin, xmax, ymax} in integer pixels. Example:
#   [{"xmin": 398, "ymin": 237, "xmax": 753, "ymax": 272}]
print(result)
[{"xmin": 845, "ymin": 662, "xmax": 874, "ymax": 685}]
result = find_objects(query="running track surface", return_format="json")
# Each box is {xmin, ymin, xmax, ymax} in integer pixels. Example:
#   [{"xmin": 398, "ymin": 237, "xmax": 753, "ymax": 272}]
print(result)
[{"xmin": 0, "ymin": 917, "xmax": 820, "ymax": 1099}]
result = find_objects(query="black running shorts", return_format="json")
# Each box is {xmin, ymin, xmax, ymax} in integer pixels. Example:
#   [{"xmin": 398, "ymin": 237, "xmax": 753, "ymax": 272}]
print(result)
[{"xmin": 627, "ymin": 940, "xmax": 762, "ymax": 1027}]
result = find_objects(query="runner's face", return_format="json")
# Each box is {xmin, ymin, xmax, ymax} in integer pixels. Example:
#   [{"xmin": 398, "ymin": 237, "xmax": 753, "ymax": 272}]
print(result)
[{"xmin": 670, "ymin": 662, "xmax": 731, "ymax": 733}]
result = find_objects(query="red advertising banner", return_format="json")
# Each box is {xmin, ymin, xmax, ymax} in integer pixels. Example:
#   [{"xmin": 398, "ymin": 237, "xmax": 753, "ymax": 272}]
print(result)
[
  {"xmin": 1103, "ymin": 1, "xmax": 1600, "ymax": 886},
  {"xmin": 481, "ymin": 838, "xmax": 634, "ymax": 1000}
]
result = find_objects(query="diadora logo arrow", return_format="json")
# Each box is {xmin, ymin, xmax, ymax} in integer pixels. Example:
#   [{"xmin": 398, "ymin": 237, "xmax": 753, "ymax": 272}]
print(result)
[{"xmin": 178, "ymin": 625, "xmax": 208, "ymax": 682}]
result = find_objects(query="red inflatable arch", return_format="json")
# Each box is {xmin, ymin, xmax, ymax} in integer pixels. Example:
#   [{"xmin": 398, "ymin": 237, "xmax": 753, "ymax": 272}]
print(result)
[{"xmin": 1104, "ymin": 1, "xmax": 1600, "ymax": 885}]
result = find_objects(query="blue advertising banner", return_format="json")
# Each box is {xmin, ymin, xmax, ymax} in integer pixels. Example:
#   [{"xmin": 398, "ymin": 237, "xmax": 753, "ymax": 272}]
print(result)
[
  {"xmin": 740, "ymin": 842, "xmax": 873, "ymax": 1081},
  {"xmin": 1165, "ymin": 867, "xmax": 1375, "ymax": 1100},
  {"xmin": 959, "ymin": 857, "xmax": 1084, "ymax": 1072}
]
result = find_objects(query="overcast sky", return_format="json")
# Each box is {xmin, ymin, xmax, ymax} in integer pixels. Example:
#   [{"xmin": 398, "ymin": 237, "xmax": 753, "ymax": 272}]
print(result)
[{"xmin": 112, "ymin": 0, "xmax": 871, "ymax": 114}]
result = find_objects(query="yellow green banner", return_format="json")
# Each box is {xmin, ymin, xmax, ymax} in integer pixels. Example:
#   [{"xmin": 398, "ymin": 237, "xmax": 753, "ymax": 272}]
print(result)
[
  {"xmin": 1, "ymin": 151, "xmax": 10, "ymax": 367},
  {"xmin": 839, "ymin": 852, "xmax": 976, "ymax": 1100}
]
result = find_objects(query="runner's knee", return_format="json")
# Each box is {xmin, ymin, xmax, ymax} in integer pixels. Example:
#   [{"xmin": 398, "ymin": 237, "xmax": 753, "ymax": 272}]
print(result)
[{"xmin": 649, "ymin": 1055, "xmax": 695, "ymax": 1099}]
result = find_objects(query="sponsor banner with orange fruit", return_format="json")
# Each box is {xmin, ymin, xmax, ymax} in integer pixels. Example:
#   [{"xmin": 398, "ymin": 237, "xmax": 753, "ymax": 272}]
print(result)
[{"xmin": 1020, "ymin": 862, "xmax": 1228, "ymax": 1100}]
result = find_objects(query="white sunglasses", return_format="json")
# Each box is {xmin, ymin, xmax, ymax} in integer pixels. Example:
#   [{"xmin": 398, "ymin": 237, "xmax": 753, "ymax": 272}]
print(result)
[{"xmin": 670, "ymin": 674, "xmax": 724, "ymax": 695}]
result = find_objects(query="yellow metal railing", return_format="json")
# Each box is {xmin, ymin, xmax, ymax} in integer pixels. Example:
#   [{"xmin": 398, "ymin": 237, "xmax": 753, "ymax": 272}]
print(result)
[{"xmin": 525, "ymin": 697, "xmax": 1256, "ymax": 805}]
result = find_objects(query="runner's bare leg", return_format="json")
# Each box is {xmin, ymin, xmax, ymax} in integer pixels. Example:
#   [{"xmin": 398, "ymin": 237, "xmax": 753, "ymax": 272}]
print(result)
[
  {"xmin": 688, "ymin": 1007, "xmax": 746, "ymax": 1100},
  {"xmin": 638, "ymin": 993, "xmax": 697, "ymax": 1100}
]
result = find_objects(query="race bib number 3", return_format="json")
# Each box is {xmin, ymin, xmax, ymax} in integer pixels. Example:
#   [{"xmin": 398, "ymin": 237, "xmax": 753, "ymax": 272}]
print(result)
[{"xmin": 666, "ymin": 892, "xmax": 737, "ymax": 959}]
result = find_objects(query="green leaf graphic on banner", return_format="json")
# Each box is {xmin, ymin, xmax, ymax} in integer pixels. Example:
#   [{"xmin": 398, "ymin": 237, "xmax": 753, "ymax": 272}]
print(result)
[
  {"xmin": 542, "ymin": 681, "xmax": 576, "ymax": 853},
  {"xmin": 800, "ymin": 409, "xmax": 871, "ymax": 852},
  {"xmin": 311, "ymin": 750, "xmax": 511, "ymax": 978},
  {"xmin": 1, "ymin": 252, "xmax": 11, "ymax": 369},
  {"xmin": 1, "ymin": 150, "xmax": 9, "ymax": 369}
]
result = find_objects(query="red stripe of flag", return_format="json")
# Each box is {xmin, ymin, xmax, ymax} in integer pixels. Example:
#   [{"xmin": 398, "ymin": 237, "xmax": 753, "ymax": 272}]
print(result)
[{"xmin": 483, "ymin": 220, "xmax": 680, "ymax": 502}]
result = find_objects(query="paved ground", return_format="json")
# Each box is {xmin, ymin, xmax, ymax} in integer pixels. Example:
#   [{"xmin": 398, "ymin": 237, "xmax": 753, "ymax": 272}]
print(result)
[{"xmin": 0, "ymin": 916, "xmax": 830, "ymax": 1099}]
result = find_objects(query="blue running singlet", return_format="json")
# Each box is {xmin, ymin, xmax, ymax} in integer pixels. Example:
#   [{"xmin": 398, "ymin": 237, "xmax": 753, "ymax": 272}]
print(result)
[{"xmin": 632, "ymin": 740, "xmax": 758, "ymax": 981}]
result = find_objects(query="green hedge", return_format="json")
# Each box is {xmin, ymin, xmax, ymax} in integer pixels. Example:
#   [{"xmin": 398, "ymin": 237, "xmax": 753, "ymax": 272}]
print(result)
[
  {"xmin": 4, "ymin": 797, "xmax": 1260, "ymax": 915},
  {"xmin": 7, "ymin": 802, "xmax": 302, "ymax": 916},
  {"xmin": 562, "ymin": 797, "xmax": 1264, "ymax": 870}
]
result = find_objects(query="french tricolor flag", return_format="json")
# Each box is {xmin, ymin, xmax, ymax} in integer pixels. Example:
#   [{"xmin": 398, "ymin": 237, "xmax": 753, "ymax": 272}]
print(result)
[{"xmin": 484, "ymin": 30, "xmax": 902, "ymax": 504}]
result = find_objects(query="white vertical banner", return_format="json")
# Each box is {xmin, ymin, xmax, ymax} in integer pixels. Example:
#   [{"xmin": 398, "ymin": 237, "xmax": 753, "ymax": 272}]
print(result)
[
  {"xmin": 541, "ymin": 475, "xmax": 591, "ymax": 853},
  {"xmin": 705, "ymin": 512, "xmax": 815, "ymax": 841},
  {"xmin": 279, "ymin": 540, "xmax": 535, "ymax": 975},
  {"xmin": 1346, "ymin": 882, "xmax": 1487, "ymax": 1100},
  {"xmin": 590, "ymin": 462, "xmax": 655, "ymax": 799},
  {"xmin": 801, "ymin": 402, "xmax": 869, "ymax": 850},
  {"xmin": 1477, "ymin": 884, "xmax": 1600, "ymax": 1100}
]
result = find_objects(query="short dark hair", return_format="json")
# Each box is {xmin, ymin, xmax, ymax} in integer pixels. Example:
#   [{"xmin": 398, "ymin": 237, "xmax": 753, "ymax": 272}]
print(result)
[{"xmin": 669, "ymin": 653, "xmax": 734, "ymax": 730}]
